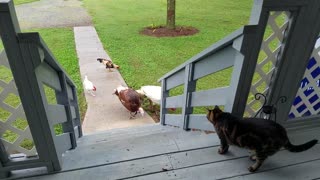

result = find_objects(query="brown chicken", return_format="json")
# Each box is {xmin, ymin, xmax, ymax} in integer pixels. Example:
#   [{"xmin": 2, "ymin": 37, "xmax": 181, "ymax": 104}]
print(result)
[
  {"xmin": 113, "ymin": 85, "xmax": 144, "ymax": 118},
  {"xmin": 97, "ymin": 58, "xmax": 120, "ymax": 71}
]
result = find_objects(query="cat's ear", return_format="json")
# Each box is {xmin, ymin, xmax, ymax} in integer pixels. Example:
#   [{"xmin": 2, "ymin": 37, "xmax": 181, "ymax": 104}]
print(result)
[
  {"xmin": 213, "ymin": 106, "xmax": 222, "ymax": 119},
  {"xmin": 214, "ymin": 112, "xmax": 221, "ymax": 120}
]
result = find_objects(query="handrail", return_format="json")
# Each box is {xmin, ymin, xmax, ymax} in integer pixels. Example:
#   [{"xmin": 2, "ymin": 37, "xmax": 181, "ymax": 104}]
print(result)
[
  {"xmin": 17, "ymin": 33, "xmax": 76, "ymax": 86},
  {"xmin": 158, "ymin": 27, "xmax": 244, "ymax": 82},
  {"xmin": 158, "ymin": 28, "xmax": 247, "ymax": 130},
  {"xmin": 17, "ymin": 32, "xmax": 82, "ymax": 148}
]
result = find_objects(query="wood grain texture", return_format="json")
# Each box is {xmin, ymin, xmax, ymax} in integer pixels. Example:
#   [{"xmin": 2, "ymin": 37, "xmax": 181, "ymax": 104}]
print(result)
[
  {"xmin": 191, "ymin": 87, "xmax": 230, "ymax": 107},
  {"xmin": 166, "ymin": 95, "xmax": 183, "ymax": 108}
]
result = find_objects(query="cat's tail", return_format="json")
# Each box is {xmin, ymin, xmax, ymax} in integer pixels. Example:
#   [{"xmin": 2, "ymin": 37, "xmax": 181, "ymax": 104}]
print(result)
[{"xmin": 285, "ymin": 139, "xmax": 318, "ymax": 152}]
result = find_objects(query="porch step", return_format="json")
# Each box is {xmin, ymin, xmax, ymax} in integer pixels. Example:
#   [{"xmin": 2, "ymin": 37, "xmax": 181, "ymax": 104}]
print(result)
[
  {"xmin": 76, "ymin": 124, "xmax": 179, "ymax": 146},
  {"xmin": 15, "ymin": 127, "xmax": 320, "ymax": 180}
]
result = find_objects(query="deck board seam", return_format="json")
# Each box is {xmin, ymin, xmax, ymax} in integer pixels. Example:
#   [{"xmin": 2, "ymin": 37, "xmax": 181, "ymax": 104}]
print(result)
[
  {"xmin": 18, "ymin": 145, "xmax": 219, "ymax": 179},
  {"xmin": 119, "ymin": 153, "xmax": 320, "ymax": 180},
  {"xmin": 172, "ymin": 139, "xmax": 181, "ymax": 151},
  {"xmin": 218, "ymin": 157, "xmax": 320, "ymax": 180},
  {"xmin": 117, "ymin": 143, "xmax": 320, "ymax": 179},
  {"xmin": 60, "ymin": 145, "xmax": 216, "ymax": 172},
  {"xmin": 119, "ymin": 156, "xmax": 247, "ymax": 180}
]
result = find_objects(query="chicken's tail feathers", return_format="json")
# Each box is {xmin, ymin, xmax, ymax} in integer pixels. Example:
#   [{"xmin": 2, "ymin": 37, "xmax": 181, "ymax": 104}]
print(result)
[
  {"xmin": 138, "ymin": 107, "xmax": 145, "ymax": 116},
  {"xmin": 97, "ymin": 58, "xmax": 104, "ymax": 63},
  {"xmin": 136, "ymin": 89, "xmax": 145, "ymax": 96}
]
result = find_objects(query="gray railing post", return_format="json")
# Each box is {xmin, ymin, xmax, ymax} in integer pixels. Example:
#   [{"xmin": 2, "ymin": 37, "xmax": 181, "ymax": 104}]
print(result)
[
  {"xmin": 0, "ymin": 0, "xmax": 61, "ymax": 172},
  {"xmin": 182, "ymin": 64, "xmax": 196, "ymax": 130},
  {"xmin": 56, "ymin": 73, "xmax": 77, "ymax": 149},
  {"xmin": 230, "ymin": 26, "xmax": 263, "ymax": 117},
  {"xmin": 225, "ymin": 36, "xmax": 245, "ymax": 113},
  {"xmin": 18, "ymin": 36, "xmax": 62, "ymax": 171},
  {"xmin": 160, "ymin": 80, "xmax": 169, "ymax": 125},
  {"xmin": 71, "ymin": 86, "xmax": 83, "ymax": 138}
]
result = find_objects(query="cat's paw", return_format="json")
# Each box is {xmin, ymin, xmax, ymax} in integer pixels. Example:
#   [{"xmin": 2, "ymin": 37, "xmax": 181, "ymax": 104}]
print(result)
[
  {"xmin": 249, "ymin": 155, "xmax": 257, "ymax": 161},
  {"xmin": 248, "ymin": 166, "xmax": 257, "ymax": 172},
  {"xmin": 218, "ymin": 147, "xmax": 228, "ymax": 154}
]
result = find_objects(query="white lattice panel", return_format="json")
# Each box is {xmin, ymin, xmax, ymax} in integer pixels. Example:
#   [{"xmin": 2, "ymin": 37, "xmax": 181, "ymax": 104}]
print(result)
[
  {"xmin": 245, "ymin": 11, "xmax": 291, "ymax": 117},
  {"xmin": 289, "ymin": 37, "xmax": 320, "ymax": 118},
  {"xmin": 0, "ymin": 52, "xmax": 37, "ymax": 157}
]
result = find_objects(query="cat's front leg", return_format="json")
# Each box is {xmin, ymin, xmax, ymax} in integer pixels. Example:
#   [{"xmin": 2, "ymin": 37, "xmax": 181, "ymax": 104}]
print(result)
[
  {"xmin": 218, "ymin": 134, "xmax": 229, "ymax": 154},
  {"xmin": 249, "ymin": 150, "xmax": 257, "ymax": 161},
  {"xmin": 218, "ymin": 144, "xmax": 229, "ymax": 154},
  {"xmin": 248, "ymin": 152, "xmax": 267, "ymax": 172}
]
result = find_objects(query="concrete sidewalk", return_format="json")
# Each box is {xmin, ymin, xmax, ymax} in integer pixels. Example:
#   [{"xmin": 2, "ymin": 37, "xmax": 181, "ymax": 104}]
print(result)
[{"xmin": 74, "ymin": 26, "xmax": 154, "ymax": 135}]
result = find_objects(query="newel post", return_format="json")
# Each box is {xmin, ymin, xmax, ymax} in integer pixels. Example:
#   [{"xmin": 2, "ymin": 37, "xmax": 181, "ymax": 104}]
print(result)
[
  {"xmin": 160, "ymin": 80, "xmax": 169, "ymax": 125},
  {"xmin": 55, "ymin": 73, "xmax": 77, "ymax": 149},
  {"xmin": 182, "ymin": 64, "xmax": 196, "ymax": 130},
  {"xmin": 0, "ymin": 0, "xmax": 61, "ymax": 172}
]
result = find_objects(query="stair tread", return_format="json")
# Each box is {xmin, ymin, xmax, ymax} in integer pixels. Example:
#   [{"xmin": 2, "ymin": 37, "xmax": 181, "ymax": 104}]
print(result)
[{"xmin": 77, "ymin": 124, "xmax": 179, "ymax": 146}]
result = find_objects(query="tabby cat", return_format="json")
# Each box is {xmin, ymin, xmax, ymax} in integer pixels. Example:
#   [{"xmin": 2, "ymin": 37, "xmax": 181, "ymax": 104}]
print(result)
[{"xmin": 206, "ymin": 106, "xmax": 318, "ymax": 172}]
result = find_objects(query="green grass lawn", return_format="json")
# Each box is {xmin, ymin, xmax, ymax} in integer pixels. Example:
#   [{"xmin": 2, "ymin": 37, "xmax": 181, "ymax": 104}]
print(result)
[
  {"xmin": 14, "ymin": 0, "xmax": 39, "ymax": 5},
  {"xmin": 83, "ymin": 0, "xmax": 253, "ymax": 91},
  {"xmin": 0, "ymin": 28, "xmax": 86, "ymax": 150},
  {"xmin": 83, "ymin": 0, "xmax": 253, "ymax": 115}
]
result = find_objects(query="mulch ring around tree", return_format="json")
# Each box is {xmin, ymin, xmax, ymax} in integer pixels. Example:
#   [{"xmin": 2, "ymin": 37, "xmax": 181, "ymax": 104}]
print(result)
[{"xmin": 140, "ymin": 26, "xmax": 199, "ymax": 37}]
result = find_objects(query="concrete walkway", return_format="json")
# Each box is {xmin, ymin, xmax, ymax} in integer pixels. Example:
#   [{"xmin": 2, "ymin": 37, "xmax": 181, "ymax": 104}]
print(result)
[{"xmin": 74, "ymin": 26, "xmax": 154, "ymax": 135}]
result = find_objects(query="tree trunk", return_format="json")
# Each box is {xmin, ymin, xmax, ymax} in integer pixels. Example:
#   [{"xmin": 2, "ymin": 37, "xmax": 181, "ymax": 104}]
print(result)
[{"xmin": 167, "ymin": 0, "xmax": 176, "ymax": 29}]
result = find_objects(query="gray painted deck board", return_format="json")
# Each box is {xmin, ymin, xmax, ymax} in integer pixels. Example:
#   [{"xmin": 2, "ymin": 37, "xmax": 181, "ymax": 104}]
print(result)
[
  {"xmin": 17, "ymin": 127, "xmax": 320, "ymax": 180},
  {"xmin": 227, "ymin": 159, "xmax": 320, "ymax": 180},
  {"xmin": 60, "ymin": 130, "xmax": 218, "ymax": 171},
  {"xmin": 77, "ymin": 124, "xmax": 176, "ymax": 146},
  {"xmin": 135, "ymin": 144, "xmax": 320, "ymax": 180},
  {"xmin": 24, "ymin": 155, "xmax": 172, "ymax": 180}
]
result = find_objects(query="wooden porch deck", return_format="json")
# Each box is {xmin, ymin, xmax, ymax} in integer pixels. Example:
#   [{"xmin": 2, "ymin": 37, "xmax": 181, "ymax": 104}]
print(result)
[{"xmin": 8, "ymin": 125, "xmax": 320, "ymax": 180}]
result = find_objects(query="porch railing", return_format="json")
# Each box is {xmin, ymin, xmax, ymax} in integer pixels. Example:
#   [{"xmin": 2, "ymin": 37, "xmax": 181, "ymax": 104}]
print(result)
[
  {"xmin": 158, "ymin": 26, "xmax": 257, "ymax": 131},
  {"xmin": 0, "ymin": 0, "xmax": 82, "ymax": 178},
  {"xmin": 158, "ymin": 0, "xmax": 320, "ymax": 131}
]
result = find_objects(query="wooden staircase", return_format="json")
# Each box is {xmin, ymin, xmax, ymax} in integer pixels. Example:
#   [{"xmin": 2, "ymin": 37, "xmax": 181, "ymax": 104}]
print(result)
[
  {"xmin": 1, "ymin": 0, "xmax": 320, "ymax": 179},
  {"xmin": 7, "ymin": 124, "xmax": 320, "ymax": 180}
]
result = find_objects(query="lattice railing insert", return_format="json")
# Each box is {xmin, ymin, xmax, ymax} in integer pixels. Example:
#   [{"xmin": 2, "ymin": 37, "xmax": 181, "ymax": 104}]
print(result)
[
  {"xmin": 289, "ymin": 36, "xmax": 320, "ymax": 119},
  {"xmin": 245, "ymin": 11, "xmax": 291, "ymax": 117},
  {"xmin": 0, "ymin": 52, "xmax": 37, "ymax": 157}
]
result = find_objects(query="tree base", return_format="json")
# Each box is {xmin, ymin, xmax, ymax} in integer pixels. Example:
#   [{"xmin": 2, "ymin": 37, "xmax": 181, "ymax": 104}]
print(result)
[{"xmin": 140, "ymin": 26, "xmax": 199, "ymax": 37}]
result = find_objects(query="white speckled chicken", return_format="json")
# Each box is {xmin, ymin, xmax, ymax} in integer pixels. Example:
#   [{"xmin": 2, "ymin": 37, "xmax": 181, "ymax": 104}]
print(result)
[
  {"xmin": 83, "ymin": 75, "xmax": 96, "ymax": 96},
  {"xmin": 113, "ymin": 85, "xmax": 144, "ymax": 118}
]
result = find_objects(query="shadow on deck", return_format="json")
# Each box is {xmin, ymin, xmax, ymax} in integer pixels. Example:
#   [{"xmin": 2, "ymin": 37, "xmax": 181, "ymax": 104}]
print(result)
[{"xmin": 8, "ymin": 125, "xmax": 320, "ymax": 180}]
